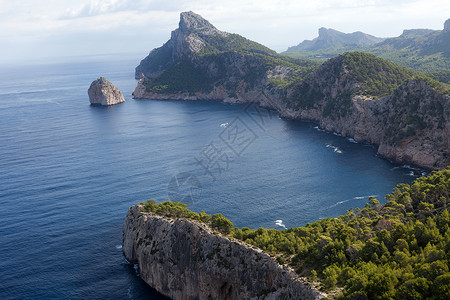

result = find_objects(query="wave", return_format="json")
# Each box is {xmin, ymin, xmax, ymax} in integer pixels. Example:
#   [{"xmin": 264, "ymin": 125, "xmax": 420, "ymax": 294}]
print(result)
[
  {"xmin": 392, "ymin": 165, "xmax": 426, "ymax": 177},
  {"xmin": 333, "ymin": 132, "xmax": 342, "ymax": 137},
  {"xmin": 347, "ymin": 138, "xmax": 357, "ymax": 143},
  {"xmin": 313, "ymin": 125, "xmax": 326, "ymax": 132},
  {"xmin": 328, "ymin": 199, "xmax": 351, "ymax": 208},
  {"xmin": 275, "ymin": 219, "xmax": 287, "ymax": 229},
  {"xmin": 220, "ymin": 122, "xmax": 229, "ymax": 128},
  {"xmin": 115, "ymin": 245, "xmax": 122, "ymax": 250},
  {"xmin": 353, "ymin": 195, "xmax": 378, "ymax": 200},
  {"xmin": 326, "ymin": 144, "xmax": 343, "ymax": 154}
]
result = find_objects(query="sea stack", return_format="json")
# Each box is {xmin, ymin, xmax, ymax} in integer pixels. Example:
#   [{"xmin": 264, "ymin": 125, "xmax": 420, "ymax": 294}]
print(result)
[
  {"xmin": 444, "ymin": 19, "xmax": 450, "ymax": 32},
  {"xmin": 88, "ymin": 77, "xmax": 125, "ymax": 106}
]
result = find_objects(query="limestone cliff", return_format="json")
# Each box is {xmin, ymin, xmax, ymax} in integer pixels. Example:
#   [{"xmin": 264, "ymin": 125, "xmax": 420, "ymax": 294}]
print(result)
[
  {"xmin": 133, "ymin": 12, "xmax": 449, "ymax": 170},
  {"xmin": 88, "ymin": 77, "xmax": 125, "ymax": 106},
  {"xmin": 123, "ymin": 205, "xmax": 325, "ymax": 300}
]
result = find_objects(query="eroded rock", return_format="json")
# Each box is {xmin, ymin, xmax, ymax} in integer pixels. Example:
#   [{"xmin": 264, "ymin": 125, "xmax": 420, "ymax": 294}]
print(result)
[{"xmin": 88, "ymin": 77, "xmax": 125, "ymax": 106}]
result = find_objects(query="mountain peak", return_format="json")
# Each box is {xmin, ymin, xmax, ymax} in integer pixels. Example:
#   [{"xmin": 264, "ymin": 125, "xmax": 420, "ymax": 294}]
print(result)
[
  {"xmin": 179, "ymin": 11, "xmax": 217, "ymax": 33},
  {"xmin": 288, "ymin": 28, "xmax": 384, "ymax": 51}
]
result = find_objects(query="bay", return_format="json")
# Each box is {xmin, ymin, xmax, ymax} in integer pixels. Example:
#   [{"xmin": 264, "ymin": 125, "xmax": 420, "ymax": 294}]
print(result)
[{"xmin": 0, "ymin": 55, "xmax": 417, "ymax": 299}]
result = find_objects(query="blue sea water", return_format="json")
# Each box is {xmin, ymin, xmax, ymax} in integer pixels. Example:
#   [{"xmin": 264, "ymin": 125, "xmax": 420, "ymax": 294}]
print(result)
[{"xmin": 0, "ymin": 55, "xmax": 418, "ymax": 299}]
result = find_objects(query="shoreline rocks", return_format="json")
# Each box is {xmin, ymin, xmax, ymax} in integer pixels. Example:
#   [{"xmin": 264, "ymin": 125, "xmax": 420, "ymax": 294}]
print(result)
[{"xmin": 88, "ymin": 77, "xmax": 125, "ymax": 106}]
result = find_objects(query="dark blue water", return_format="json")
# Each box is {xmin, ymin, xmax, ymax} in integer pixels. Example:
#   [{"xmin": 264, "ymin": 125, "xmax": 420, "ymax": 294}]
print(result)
[{"xmin": 0, "ymin": 55, "xmax": 417, "ymax": 299}]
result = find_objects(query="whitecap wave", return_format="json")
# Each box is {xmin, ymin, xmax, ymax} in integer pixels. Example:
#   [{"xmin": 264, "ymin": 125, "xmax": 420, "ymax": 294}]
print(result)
[
  {"xmin": 347, "ymin": 138, "xmax": 357, "ymax": 143},
  {"xmin": 275, "ymin": 219, "xmax": 287, "ymax": 229},
  {"xmin": 313, "ymin": 126, "xmax": 325, "ymax": 132},
  {"xmin": 333, "ymin": 132, "xmax": 342, "ymax": 137},
  {"xmin": 326, "ymin": 144, "xmax": 343, "ymax": 154},
  {"xmin": 328, "ymin": 199, "xmax": 351, "ymax": 208},
  {"xmin": 115, "ymin": 245, "xmax": 122, "ymax": 250},
  {"xmin": 220, "ymin": 123, "xmax": 229, "ymax": 128}
]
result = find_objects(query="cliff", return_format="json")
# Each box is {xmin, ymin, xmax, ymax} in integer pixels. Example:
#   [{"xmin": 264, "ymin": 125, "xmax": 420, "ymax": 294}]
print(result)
[
  {"xmin": 88, "ymin": 77, "xmax": 125, "ymax": 106},
  {"xmin": 133, "ymin": 12, "xmax": 450, "ymax": 170},
  {"xmin": 123, "ymin": 205, "xmax": 325, "ymax": 300}
]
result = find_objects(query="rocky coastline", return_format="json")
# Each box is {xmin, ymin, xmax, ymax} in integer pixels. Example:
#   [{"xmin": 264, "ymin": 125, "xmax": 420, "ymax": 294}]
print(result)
[
  {"xmin": 132, "ymin": 12, "xmax": 449, "ymax": 171},
  {"xmin": 123, "ymin": 205, "xmax": 326, "ymax": 300}
]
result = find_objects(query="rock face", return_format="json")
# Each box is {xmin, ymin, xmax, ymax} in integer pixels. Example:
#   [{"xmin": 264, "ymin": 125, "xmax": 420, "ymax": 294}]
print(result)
[
  {"xmin": 285, "ymin": 76, "xmax": 450, "ymax": 170},
  {"xmin": 445, "ymin": 19, "xmax": 450, "ymax": 33},
  {"xmin": 88, "ymin": 77, "xmax": 125, "ymax": 106},
  {"xmin": 133, "ymin": 12, "xmax": 450, "ymax": 170},
  {"xmin": 123, "ymin": 205, "xmax": 325, "ymax": 300}
]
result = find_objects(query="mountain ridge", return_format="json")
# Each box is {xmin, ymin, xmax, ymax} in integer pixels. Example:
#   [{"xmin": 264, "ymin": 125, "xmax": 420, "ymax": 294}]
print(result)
[
  {"xmin": 283, "ymin": 19, "xmax": 450, "ymax": 83},
  {"xmin": 287, "ymin": 27, "xmax": 385, "ymax": 51}
]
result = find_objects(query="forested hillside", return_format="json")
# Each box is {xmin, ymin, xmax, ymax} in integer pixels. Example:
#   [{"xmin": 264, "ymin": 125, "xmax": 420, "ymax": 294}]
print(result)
[{"xmin": 140, "ymin": 167, "xmax": 450, "ymax": 299}]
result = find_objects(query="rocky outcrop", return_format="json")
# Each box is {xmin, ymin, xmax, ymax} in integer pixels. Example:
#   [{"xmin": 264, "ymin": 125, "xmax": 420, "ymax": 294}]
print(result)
[
  {"xmin": 123, "ymin": 205, "xmax": 325, "ymax": 300},
  {"xmin": 135, "ymin": 11, "xmax": 230, "ymax": 79},
  {"xmin": 88, "ymin": 77, "xmax": 125, "ymax": 106},
  {"xmin": 444, "ymin": 19, "xmax": 450, "ymax": 33}
]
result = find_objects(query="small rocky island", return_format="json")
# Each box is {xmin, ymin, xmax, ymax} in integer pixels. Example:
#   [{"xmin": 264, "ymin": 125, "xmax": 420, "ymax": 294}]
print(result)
[{"xmin": 88, "ymin": 77, "xmax": 125, "ymax": 106}]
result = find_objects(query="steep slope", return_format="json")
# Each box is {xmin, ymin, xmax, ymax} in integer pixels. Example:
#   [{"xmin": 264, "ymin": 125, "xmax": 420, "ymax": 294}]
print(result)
[
  {"xmin": 283, "ymin": 19, "xmax": 450, "ymax": 83},
  {"xmin": 123, "ymin": 204, "xmax": 325, "ymax": 300},
  {"xmin": 284, "ymin": 52, "xmax": 450, "ymax": 169},
  {"xmin": 133, "ymin": 13, "xmax": 450, "ymax": 170}
]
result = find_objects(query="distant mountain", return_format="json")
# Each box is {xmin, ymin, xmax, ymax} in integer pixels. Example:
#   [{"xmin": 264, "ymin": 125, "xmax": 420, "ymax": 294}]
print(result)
[
  {"xmin": 133, "ymin": 12, "xmax": 449, "ymax": 170},
  {"xmin": 287, "ymin": 27, "xmax": 385, "ymax": 51},
  {"xmin": 283, "ymin": 19, "xmax": 450, "ymax": 83}
]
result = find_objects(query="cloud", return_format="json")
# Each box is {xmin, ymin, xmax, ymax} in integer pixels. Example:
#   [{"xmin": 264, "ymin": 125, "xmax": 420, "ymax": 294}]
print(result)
[{"xmin": 0, "ymin": 0, "xmax": 449, "ymax": 62}]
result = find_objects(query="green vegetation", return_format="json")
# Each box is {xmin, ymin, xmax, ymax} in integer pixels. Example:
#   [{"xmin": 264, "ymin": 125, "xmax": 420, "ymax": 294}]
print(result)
[
  {"xmin": 335, "ymin": 52, "xmax": 417, "ymax": 96},
  {"xmin": 140, "ymin": 200, "xmax": 233, "ymax": 234},
  {"xmin": 141, "ymin": 167, "xmax": 450, "ymax": 298},
  {"xmin": 196, "ymin": 33, "xmax": 278, "ymax": 56},
  {"xmin": 282, "ymin": 29, "xmax": 450, "ymax": 84},
  {"xmin": 142, "ymin": 48, "xmax": 319, "ymax": 94}
]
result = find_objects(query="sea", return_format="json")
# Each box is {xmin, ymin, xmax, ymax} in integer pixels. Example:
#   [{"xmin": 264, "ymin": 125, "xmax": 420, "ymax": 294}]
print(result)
[{"xmin": 0, "ymin": 54, "xmax": 419, "ymax": 299}]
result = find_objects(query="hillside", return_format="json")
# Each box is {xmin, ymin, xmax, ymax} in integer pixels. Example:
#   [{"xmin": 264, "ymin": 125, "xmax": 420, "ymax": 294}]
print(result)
[
  {"xmin": 125, "ymin": 167, "xmax": 450, "ymax": 299},
  {"xmin": 133, "ymin": 12, "xmax": 450, "ymax": 170},
  {"xmin": 135, "ymin": 11, "xmax": 317, "ymax": 95},
  {"xmin": 283, "ymin": 19, "xmax": 450, "ymax": 83}
]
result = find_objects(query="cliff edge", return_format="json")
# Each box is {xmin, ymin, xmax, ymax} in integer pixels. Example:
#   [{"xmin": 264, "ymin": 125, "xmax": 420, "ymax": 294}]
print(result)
[{"xmin": 123, "ymin": 205, "xmax": 325, "ymax": 300}]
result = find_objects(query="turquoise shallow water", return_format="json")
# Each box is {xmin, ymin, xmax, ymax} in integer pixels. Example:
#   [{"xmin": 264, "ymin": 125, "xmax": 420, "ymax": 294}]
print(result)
[{"xmin": 0, "ymin": 56, "xmax": 417, "ymax": 299}]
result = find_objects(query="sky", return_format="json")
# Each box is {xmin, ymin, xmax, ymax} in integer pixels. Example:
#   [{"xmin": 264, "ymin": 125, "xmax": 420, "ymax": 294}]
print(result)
[{"xmin": 0, "ymin": 0, "xmax": 449, "ymax": 63}]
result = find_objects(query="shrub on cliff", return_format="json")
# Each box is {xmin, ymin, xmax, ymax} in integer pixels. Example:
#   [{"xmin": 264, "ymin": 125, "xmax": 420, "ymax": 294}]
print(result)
[{"xmin": 211, "ymin": 213, "xmax": 234, "ymax": 234}]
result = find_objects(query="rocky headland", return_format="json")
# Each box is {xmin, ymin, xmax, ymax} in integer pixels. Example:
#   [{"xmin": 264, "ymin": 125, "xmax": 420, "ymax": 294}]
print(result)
[
  {"xmin": 133, "ymin": 12, "xmax": 449, "ymax": 170},
  {"xmin": 123, "ymin": 204, "xmax": 325, "ymax": 300},
  {"xmin": 88, "ymin": 77, "xmax": 125, "ymax": 106}
]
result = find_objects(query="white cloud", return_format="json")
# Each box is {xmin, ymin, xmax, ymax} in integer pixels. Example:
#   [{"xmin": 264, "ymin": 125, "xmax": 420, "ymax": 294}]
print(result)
[{"xmin": 0, "ymin": 0, "xmax": 448, "ymax": 63}]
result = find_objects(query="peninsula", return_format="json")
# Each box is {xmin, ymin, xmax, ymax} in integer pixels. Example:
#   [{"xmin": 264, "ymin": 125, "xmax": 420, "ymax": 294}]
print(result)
[{"xmin": 133, "ymin": 12, "xmax": 449, "ymax": 170}]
